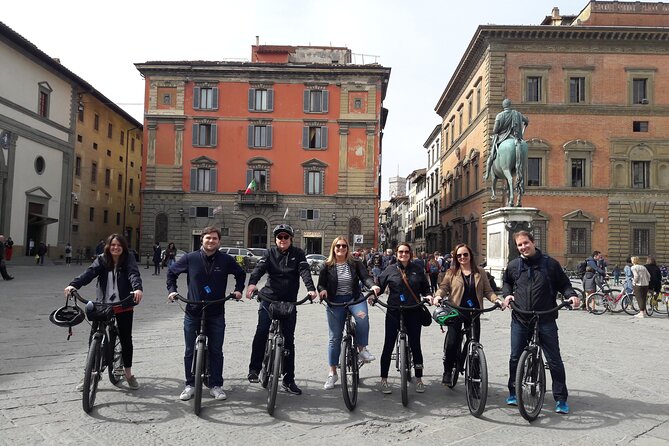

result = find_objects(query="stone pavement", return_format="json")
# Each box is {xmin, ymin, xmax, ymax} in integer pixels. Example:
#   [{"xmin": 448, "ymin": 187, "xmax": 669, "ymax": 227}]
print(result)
[{"xmin": 1, "ymin": 263, "xmax": 668, "ymax": 445}]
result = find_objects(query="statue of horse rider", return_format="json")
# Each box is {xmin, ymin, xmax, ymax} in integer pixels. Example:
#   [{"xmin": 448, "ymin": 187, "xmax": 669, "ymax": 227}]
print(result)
[{"xmin": 483, "ymin": 99, "xmax": 529, "ymax": 181}]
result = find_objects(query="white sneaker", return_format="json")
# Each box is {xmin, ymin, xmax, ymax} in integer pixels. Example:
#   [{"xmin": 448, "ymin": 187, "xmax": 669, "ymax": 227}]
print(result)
[
  {"xmin": 210, "ymin": 386, "xmax": 227, "ymax": 400},
  {"xmin": 360, "ymin": 348, "xmax": 376, "ymax": 363},
  {"xmin": 180, "ymin": 385, "xmax": 195, "ymax": 401},
  {"xmin": 324, "ymin": 374, "xmax": 338, "ymax": 390}
]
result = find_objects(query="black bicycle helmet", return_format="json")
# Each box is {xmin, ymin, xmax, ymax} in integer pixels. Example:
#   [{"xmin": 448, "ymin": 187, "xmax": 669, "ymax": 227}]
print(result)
[
  {"xmin": 433, "ymin": 306, "xmax": 460, "ymax": 326},
  {"xmin": 49, "ymin": 305, "xmax": 85, "ymax": 327},
  {"xmin": 273, "ymin": 224, "xmax": 294, "ymax": 237}
]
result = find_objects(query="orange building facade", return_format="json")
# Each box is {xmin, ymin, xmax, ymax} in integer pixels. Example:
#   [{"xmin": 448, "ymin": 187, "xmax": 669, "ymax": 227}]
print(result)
[
  {"xmin": 435, "ymin": 1, "xmax": 669, "ymax": 267},
  {"xmin": 136, "ymin": 45, "xmax": 390, "ymax": 254}
]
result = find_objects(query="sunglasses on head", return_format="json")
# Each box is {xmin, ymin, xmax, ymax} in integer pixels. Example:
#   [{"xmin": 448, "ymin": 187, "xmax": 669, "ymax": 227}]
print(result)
[
  {"xmin": 456, "ymin": 252, "xmax": 469, "ymax": 258},
  {"xmin": 335, "ymin": 244, "xmax": 348, "ymax": 249},
  {"xmin": 276, "ymin": 234, "xmax": 290, "ymax": 240}
]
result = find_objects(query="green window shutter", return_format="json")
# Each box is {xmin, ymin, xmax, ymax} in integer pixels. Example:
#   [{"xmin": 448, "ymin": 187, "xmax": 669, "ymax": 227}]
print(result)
[
  {"xmin": 303, "ymin": 90, "xmax": 310, "ymax": 112},
  {"xmin": 210, "ymin": 124, "xmax": 217, "ymax": 147},
  {"xmin": 193, "ymin": 87, "xmax": 200, "ymax": 109},
  {"xmin": 212, "ymin": 88, "xmax": 219, "ymax": 109},
  {"xmin": 321, "ymin": 126, "xmax": 328, "ymax": 148},
  {"xmin": 300, "ymin": 209, "xmax": 307, "ymax": 220},
  {"xmin": 322, "ymin": 91, "xmax": 329, "ymax": 113},
  {"xmin": 248, "ymin": 89, "xmax": 255, "ymax": 111},
  {"xmin": 248, "ymin": 125, "xmax": 254, "ymax": 147},
  {"xmin": 190, "ymin": 168, "xmax": 197, "ymax": 191},
  {"xmin": 210, "ymin": 168, "xmax": 217, "ymax": 192},
  {"xmin": 208, "ymin": 207, "xmax": 214, "ymax": 217},
  {"xmin": 189, "ymin": 207, "xmax": 196, "ymax": 217},
  {"xmin": 302, "ymin": 127, "xmax": 309, "ymax": 148},
  {"xmin": 267, "ymin": 90, "xmax": 274, "ymax": 111},
  {"xmin": 266, "ymin": 126, "xmax": 272, "ymax": 148},
  {"xmin": 192, "ymin": 124, "xmax": 199, "ymax": 146},
  {"xmin": 314, "ymin": 209, "xmax": 320, "ymax": 219}
]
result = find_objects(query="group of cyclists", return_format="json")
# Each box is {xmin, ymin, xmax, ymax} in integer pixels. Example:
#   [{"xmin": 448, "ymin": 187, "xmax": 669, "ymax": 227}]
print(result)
[{"xmin": 58, "ymin": 225, "xmax": 580, "ymax": 415}]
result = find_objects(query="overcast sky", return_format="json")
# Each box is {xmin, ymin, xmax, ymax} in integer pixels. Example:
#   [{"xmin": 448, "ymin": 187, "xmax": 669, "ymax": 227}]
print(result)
[{"xmin": 4, "ymin": 0, "xmax": 588, "ymax": 199}]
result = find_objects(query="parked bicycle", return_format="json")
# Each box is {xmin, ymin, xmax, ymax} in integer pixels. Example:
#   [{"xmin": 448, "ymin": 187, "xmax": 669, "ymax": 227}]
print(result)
[
  {"xmin": 438, "ymin": 300, "xmax": 501, "ymax": 417},
  {"xmin": 371, "ymin": 296, "xmax": 430, "ymax": 407},
  {"xmin": 70, "ymin": 290, "xmax": 134, "ymax": 413},
  {"xmin": 510, "ymin": 301, "xmax": 572, "ymax": 422},
  {"xmin": 170, "ymin": 293, "xmax": 238, "ymax": 416},
  {"xmin": 322, "ymin": 291, "xmax": 375, "ymax": 411},
  {"xmin": 645, "ymin": 288, "xmax": 669, "ymax": 317},
  {"xmin": 254, "ymin": 291, "xmax": 312, "ymax": 416},
  {"xmin": 586, "ymin": 286, "xmax": 637, "ymax": 315}
]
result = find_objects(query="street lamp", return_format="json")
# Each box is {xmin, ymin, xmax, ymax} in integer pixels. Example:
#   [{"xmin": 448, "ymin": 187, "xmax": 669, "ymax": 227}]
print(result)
[{"xmin": 178, "ymin": 208, "xmax": 185, "ymax": 222}]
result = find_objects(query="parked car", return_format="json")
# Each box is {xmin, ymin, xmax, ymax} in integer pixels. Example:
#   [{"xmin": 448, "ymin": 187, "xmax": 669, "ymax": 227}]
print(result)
[
  {"xmin": 306, "ymin": 254, "xmax": 326, "ymax": 274},
  {"xmin": 248, "ymin": 247, "xmax": 268, "ymax": 258},
  {"xmin": 219, "ymin": 247, "xmax": 259, "ymax": 272}
]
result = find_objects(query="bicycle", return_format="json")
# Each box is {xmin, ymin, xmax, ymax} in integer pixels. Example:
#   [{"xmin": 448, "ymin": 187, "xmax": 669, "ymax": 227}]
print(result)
[
  {"xmin": 510, "ymin": 300, "xmax": 572, "ymax": 422},
  {"xmin": 440, "ymin": 300, "xmax": 501, "ymax": 417},
  {"xmin": 254, "ymin": 291, "xmax": 312, "ymax": 416},
  {"xmin": 322, "ymin": 291, "xmax": 375, "ymax": 411},
  {"xmin": 645, "ymin": 288, "xmax": 669, "ymax": 317},
  {"xmin": 171, "ymin": 293, "xmax": 238, "ymax": 416},
  {"xmin": 371, "ymin": 296, "xmax": 430, "ymax": 407},
  {"xmin": 70, "ymin": 290, "xmax": 133, "ymax": 413},
  {"xmin": 586, "ymin": 286, "xmax": 637, "ymax": 315}
]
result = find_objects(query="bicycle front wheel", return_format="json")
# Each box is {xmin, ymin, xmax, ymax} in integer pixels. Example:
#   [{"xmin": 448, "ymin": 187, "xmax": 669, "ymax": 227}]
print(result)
[
  {"xmin": 465, "ymin": 345, "xmax": 488, "ymax": 418},
  {"xmin": 193, "ymin": 340, "xmax": 205, "ymax": 416},
  {"xmin": 623, "ymin": 293, "xmax": 639, "ymax": 315},
  {"xmin": 587, "ymin": 293, "xmax": 606, "ymax": 315},
  {"xmin": 267, "ymin": 340, "xmax": 282, "ymax": 416},
  {"xmin": 83, "ymin": 337, "xmax": 102, "ymax": 413},
  {"xmin": 516, "ymin": 348, "xmax": 546, "ymax": 422},
  {"xmin": 340, "ymin": 336, "xmax": 358, "ymax": 411},
  {"xmin": 107, "ymin": 328, "xmax": 124, "ymax": 385},
  {"xmin": 400, "ymin": 336, "xmax": 409, "ymax": 407}
]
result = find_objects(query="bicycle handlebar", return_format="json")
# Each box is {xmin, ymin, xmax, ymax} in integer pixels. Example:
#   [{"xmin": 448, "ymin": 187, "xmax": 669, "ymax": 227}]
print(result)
[
  {"xmin": 371, "ymin": 296, "xmax": 430, "ymax": 311},
  {"xmin": 510, "ymin": 300, "xmax": 572, "ymax": 315},
  {"xmin": 171, "ymin": 293, "xmax": 238, "ymax": 305},
  {"xmin": 70, "ymin": 289, "xmax": 134, "ymax": 307},
  {"xmin": 253, "ymin": 290, "xmax": 312, "ymax": 306},
  {"xmin": 441, "ymin": 300, "xmax": 501, "ymax": 314},
  {"xmin": 322, "ymin": 290, "xmax": 375, "ymax": 308}
]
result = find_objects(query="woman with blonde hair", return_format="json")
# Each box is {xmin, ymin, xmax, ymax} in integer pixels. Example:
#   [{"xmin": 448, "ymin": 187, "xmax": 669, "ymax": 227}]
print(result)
[{"xmin": 318, "ymin": 236, "xmax": 380, "ymax": 390}]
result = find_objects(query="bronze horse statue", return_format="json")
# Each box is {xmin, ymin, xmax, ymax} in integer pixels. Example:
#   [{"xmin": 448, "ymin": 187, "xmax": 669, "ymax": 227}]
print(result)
[{"xmin": 489, "ymin": 138, "xmax": 528, "ymax": 207}]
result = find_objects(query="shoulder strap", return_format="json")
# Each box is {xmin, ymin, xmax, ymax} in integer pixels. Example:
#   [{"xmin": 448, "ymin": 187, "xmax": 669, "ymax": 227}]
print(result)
[{"xmin": 398, "ymin": 266, "xmax": 421, "ymax": 303}]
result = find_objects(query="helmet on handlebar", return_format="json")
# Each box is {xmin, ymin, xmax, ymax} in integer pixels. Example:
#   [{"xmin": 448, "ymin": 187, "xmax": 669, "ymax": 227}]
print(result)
[
  {"xmin": 273, "ymin": 224, "xmax": 294, "ymax": 237},
  {"xmin": 433, "ymin": 306, "xmax": 461, "ymax": 326},
  {"xmin": 49, "ymin": 305, "xmax": 85, "ymax": 327}
]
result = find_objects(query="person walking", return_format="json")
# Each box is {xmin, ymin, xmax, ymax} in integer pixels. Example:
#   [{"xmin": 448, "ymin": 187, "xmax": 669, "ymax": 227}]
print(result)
[
  {"xmin": 5, "ymin": 237, "xmax": 13, "ymax": 261},
  {"xmin": 376, "ymin": 242, "xmax": 432, "ymax": 394},
  {"xmin": 0, "ymin": 235, "xmax": 14, "ymax": 280},
  {"xmin": 167, "ymin": 226, "xmax": 246, "ymax": 401},
  {"xmin": 427, "ymin": 253, "xmax": 441, "ymax": 293},
  {"xmin": 631, "ymin": 256, "xmax": 650, "ymax": 319},
  {"xmin": 165, "ymin": 242, "xmax": 177, "ymax": 268},
  {"xmin": 317, "ymin": 236, "xmax": 380, "ymax": 390},
  {"xmin": 501, "ymin": 230, "xmax": 579, "ymax": 415},
  {"xmin": 37, "ymin": 242, "xmax": 47, "ymax": 265},
  {"xmin": 433, "ymin": 243, "xmax": 504, "ymax": 385},
  {"xmin": 64, "ymin": 233, "xmax": 143, "ymax": 390},
  {"xmin": 246, "ymin": 224, "xmax": 317, "ymax": 395},
  {"xmin": 65, "ymin": 242, "xmax": 73, "ymax": 266},
  {"xmin": 623, "ymin": 257, "xmax": 634, "ymax": 295},
  {"xmin": 152, "ymin": 241, "xmax": 162, "ymax": 276}
]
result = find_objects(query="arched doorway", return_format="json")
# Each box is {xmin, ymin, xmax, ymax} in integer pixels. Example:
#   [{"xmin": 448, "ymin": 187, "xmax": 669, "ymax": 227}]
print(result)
[{"xmin": 248, "ymin": 218, "xmax": 268, "ymax": 248}]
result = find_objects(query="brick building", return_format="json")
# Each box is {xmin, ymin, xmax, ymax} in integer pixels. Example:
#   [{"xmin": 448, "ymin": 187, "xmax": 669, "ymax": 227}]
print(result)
[
  {"xmin": 135, "ymin": 44, "xmax": 390, "ymax": 254},
  {"xmin": 435, "ymin": 0, "xmax": 669, "ymax": 267}
]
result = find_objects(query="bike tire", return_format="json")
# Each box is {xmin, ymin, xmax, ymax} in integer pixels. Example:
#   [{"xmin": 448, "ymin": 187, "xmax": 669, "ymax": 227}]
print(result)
[
  {"xmin": 646, "ymin": 295, "xmax": 655, "ymax": 317},
  {"xmin": 587, "ymin": 293, "xmax": 606, "ymax": 315},
  {"xmin": 466, "ymin": 345, "xmax": 488, "ymax": 418},
  {"xmin": 340, "ymin": 336, "xmax": 358, "ymax": 411},
  {"xmin": 82, "ymin": 336, "xmax": 102, "ymax": 413},
  {"xmin": 193, "ymin": 340, "xmax": 205, "ymax": 416},
  {"xmin": 656, "ymin": 294, "xmax": 669, "ymax": 315},
  {"xmin": 267, "ymin": 340, "xmax": 282, "ymax": 416},
  {"xmin": 608, "ymin": 290, "xmax": 625, "ymax": 313},
  {"xmin": 400, "ymin": 336, "xmax": 409, "ymax": 407},
  {"xmin": 622, "ymin": 293, "xmax": 639, "ymax": 315},
  {"xmin": 107, "ymin": 328, "xmax": 124, "ymax": 385},
  {"xmin": 516, "ymin": 348, "xmax": 546, "ymax": 422}
]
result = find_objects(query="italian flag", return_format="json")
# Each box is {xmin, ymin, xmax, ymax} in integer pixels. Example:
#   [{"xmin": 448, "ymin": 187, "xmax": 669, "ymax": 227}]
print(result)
[{"xmin": 244, "ymin": 178, "xmax": 257, "ymax": 194}]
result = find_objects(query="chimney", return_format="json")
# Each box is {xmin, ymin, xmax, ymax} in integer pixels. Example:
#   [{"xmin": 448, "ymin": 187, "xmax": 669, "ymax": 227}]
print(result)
[
  {"xmin": 255, "ymin": 35, "xmax": 259, "ymax": 46},
  {"xmin": 552, "ymin": 7, "xmax": 560, "ymax": 19}
]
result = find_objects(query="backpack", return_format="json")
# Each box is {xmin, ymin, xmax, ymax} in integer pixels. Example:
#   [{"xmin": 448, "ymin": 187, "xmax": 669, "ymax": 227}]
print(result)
[{"xmin": 576, "ymin": 260, "xmax": 587, "ymax": 277}]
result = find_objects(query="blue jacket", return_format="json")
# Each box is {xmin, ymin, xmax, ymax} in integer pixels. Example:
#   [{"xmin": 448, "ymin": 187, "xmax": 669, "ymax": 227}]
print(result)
[
  {"xmin": 167, "ymin": 249, "xmax": 246, "ymax": 316},
  {"xmin": 69, "ymin": 254, "xmax": 143, "ymax": 309}
]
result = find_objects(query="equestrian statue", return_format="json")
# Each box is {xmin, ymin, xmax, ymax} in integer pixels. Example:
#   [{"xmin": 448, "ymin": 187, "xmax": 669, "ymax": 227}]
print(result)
[{"xmin": 483, "ymin": 99, "xmax": 529, "ymax": 207}]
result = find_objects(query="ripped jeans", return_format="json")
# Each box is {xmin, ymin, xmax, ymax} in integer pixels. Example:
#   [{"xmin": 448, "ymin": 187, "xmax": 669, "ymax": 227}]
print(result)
[{"xmin": 326, "ymin": 294, "xmax": 370, "ymax": 367}]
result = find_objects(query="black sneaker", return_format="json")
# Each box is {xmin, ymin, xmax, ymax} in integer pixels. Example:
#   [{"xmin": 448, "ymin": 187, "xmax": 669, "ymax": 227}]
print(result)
[
  {"xmin": 442, "ymin": 370, "xmax": 452, "ymax": 386},
  {"xmin": 282, "ymin": 381, "xmax": 302, "ymax": 395},
  {"xmin": 247, "ymin": 370, "xmax": 259, "ymax": 383}
]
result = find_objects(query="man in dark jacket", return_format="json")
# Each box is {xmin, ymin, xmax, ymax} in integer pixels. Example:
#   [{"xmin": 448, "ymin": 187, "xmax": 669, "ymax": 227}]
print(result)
[
  {"xmin": 502, "ymin": 230, "xmax": 579, "ymax": 415},
  {"xmin": 167, "ymin": 226, "xmax": 246, "ymax": 401},
  {"xmin": 246, "ymin": 224, "xmax": 317, "ymax": 395}
]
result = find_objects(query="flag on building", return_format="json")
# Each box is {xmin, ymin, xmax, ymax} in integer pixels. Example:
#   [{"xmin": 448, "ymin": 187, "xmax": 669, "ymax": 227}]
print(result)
[
  {"xmin": 212, "ymin": 205, "xmax": 223, "ymax": 215},
  {"xmin": 244, "ymin": 178, "xmax": 257, "ymax": 195}
]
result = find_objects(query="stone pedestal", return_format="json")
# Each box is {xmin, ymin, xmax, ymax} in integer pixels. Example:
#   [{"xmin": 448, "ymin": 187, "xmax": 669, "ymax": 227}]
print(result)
[{"xmin": 482, "ymin": 207, "xmax": 540, "ymax": 285}]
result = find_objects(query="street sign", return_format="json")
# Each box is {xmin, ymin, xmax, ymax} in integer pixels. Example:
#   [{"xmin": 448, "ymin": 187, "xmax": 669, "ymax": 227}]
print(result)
[{"xmin": 353, "ymin": 234, "xmax": 364, "ymax": 244}]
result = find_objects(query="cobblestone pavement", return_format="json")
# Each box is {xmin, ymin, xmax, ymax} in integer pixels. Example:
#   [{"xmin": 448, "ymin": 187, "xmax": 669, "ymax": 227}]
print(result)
[{"xmin": 1, "ymin": 263, "xmax": 668, "ymax": 445}]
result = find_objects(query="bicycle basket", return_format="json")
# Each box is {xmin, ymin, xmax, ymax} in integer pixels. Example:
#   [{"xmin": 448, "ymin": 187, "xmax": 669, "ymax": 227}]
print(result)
[
  {"xmin": 433, "ymin": 306, "xmax": 461, "ymax": 326},
  {"xmin": 85, "ymin": 302, "xmax": 114, "ymax": 322},
  {"xmin": 268, "ymin": 301, "xmax": 293, "ymax": 320}
]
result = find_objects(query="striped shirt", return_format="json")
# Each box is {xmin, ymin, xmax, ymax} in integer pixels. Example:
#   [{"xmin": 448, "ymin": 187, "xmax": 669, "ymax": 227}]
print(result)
[{"xmin": 335, "ymin": 262, "xmax": 353, "ymax": 296}]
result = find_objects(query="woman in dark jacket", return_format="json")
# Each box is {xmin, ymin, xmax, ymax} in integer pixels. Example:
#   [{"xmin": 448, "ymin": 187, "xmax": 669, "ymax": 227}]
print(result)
[
  {"xmin": 376, "ymin": 242, "xmax": 432, "ymax": 394},
  {"xmin": 645, "ymin": 255, "xmax": 662, "ymax": 296},
  {"xmin": 318, "ymin": 236, "xmax": 380, "ymax": 390},
  {"xmin": 65, "ymin": 233, "xmax": 143, "ymax": 390},
  {"xmin": 152, "ymin": 241, "xmax": 162, "ymax": 275}
]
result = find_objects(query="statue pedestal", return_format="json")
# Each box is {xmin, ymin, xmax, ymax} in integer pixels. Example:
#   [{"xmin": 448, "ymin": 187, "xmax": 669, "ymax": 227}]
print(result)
[{"xmin": 482, "ymin": 207, "xmax": 540, "ymax": 286}]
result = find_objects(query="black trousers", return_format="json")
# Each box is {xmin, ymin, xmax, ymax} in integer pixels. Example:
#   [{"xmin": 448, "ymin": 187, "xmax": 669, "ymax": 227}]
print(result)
[
  {"xmin": 380, "ymin": 308, "xmax": 424, "ymax": 378},
  {"xmin": 249, "ymin": 301, "xmax": 298, "ymax": 383},
  {"xmin": 443, "ymin": 317, "xmax": 480, "ymax": 373}
]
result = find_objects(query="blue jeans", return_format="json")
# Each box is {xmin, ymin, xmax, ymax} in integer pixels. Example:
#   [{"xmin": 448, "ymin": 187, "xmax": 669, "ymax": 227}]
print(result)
[
  {"xmin": 184, "ymin": 311, "xmax": 226, "ymax": 387},
  {"xmin": 325, "ymin": 294, "xmax": 370, "ymax": 367},
  {"xmin": 508, "ymin": 317, "xmax": 568, "ymax": 402}
]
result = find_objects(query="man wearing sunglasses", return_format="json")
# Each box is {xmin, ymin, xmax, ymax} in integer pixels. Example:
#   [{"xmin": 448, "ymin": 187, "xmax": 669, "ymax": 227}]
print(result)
[{"xmin": 246, "ymin": 224, "xmax": 317, "ymax": 395}]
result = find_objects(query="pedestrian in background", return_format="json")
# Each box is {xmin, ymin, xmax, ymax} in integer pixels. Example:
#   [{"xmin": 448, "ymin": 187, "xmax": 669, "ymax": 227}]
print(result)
[
  {"xmin": 631, "ymin": 256, "xmax": 650, "ymax": 319},
  {"xmin": 65, "ymin": 242, "xmax": 73, "ymax": 266},
  {"xmin": 645, "ymin": 256, "xmax": 662, "ymax": 305},
  {"xmin": 612, "ymin": 264, "xmax": 621, "ymax": 286},
  {"xmin": 37, "ymin": 242, "xmax": 47, "ymax": 265},
  {"xmin": 623, "ymin": 257, "xmax": 634, "ymax": 294},
  {"xmin": 165, "ymin": 242, "xmax": 177, "ymax": 268},
  {"xmin": 152, "ymin": 241, "xmax": 161, "ymax": 276},
  {"xmin": 5, "ymin": 237, "xmax": 13, "ymax": 261},
  {"xmin": 0, "ymin": 235, "xmax": 14, "ymax": 280}
]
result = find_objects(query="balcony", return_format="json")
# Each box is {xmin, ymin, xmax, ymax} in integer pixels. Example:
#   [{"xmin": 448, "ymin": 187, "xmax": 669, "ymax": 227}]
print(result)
[{"xmin": 236, "ymin": 190, "xmax": 279, "ymax": 207}]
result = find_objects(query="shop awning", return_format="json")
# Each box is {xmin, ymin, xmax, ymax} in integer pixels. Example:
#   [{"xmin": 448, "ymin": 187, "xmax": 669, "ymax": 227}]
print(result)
[{"xmin": 27, "ymin": 212, "xmax": 58, "ymax": 226}]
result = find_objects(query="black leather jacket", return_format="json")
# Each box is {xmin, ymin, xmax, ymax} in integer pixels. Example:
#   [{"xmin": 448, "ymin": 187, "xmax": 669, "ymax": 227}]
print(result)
[
  {"xmin": 69, "ymin": 254, "xmax": 143, "ymax": 309},
  {"xmin": 249, "ymin": 245, "xmax": 315, "ymax": 302},
  {"xmin": 317, "ymin": 258, "xmax": 375, "ymax": 298}
]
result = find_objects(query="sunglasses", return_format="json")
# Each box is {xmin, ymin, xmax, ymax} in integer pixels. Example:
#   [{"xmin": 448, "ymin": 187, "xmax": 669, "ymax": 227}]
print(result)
[
  {"xmin": 456, "ymin": 252, "xmax": 470, "ymax": 258},
  {"xmin": 397, "ymin": 250, "xmax": 410, "ymax": 254},
  {"xmin": 335, "ymin": 244, "xmax": 348, "ymax": 249},
  {"xmin": 276, "ymin": 234, "xmax": 290, "ymax": 240}
]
